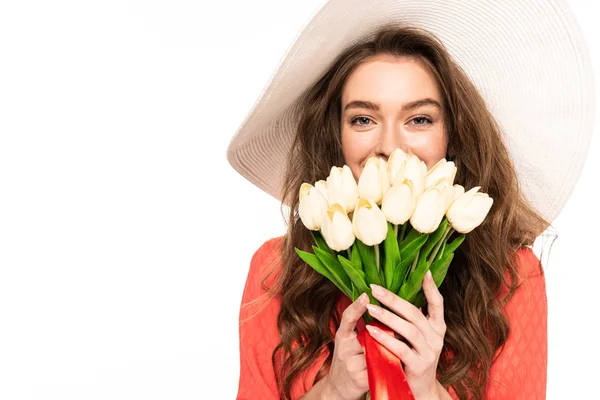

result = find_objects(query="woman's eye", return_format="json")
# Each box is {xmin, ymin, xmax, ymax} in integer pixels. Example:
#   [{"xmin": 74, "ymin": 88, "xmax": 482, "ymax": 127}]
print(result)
[
  {"xmin": 350, "ymin": 116, "xmax": 372, "ymax": 126},
  {"xmin": 411, "ymin": 116, "xmax": 433, "ymax": 126}
]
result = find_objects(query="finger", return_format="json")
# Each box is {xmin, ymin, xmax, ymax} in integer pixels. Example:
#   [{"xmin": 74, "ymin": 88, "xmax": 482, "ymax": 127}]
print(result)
[
  {"xmin": 370, "ymin": 283, "xmax": 443, "ymax": 354},
  {"xmin": 347, "ymin": 353, "xmax": 367, "ymax": 372},
  {"xmin": 370, "ymin": 284, "xmax": 430, "ymax": 335},
  {"xmin": 338, "ymin": 292, "xmax": 369, "ymax": 339},
  {"xmin": 423, "ymin": 270, "xmax": 446, "ymax": 335},
  {"xmin": 366, "ymin": 304, "xmax": 431, "ymax": 357},
  {"xmin": 339, "ymin": 335, "xmax": 366, "ymax": 357},
  {"xmin": 365, "ymin": 324, "xmax": 419, "ymax": 366}
]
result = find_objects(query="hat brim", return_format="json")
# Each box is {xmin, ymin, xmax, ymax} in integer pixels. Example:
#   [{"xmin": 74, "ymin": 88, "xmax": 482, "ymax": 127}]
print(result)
[{"xmin": 226, "ymin": 0, "xmax": 595, "ymax": 223}]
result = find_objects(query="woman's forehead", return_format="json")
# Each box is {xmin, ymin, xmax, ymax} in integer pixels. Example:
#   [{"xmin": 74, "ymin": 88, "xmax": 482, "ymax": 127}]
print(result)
[{"xmin": 341, "ymin": 57, "xmax": 443, "ymax": 110}]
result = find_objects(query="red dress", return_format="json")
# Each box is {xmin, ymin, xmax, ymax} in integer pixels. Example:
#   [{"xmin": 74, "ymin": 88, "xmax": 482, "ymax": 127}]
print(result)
[{"xmin": 236, "ymin": 236, "xmax": 547, "ymax": 399}]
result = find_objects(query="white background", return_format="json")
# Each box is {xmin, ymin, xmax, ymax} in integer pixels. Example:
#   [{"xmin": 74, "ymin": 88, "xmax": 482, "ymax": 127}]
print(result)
[{"xmin": 0, "ymin": 0, "xmax": 598, "ymax": 399}]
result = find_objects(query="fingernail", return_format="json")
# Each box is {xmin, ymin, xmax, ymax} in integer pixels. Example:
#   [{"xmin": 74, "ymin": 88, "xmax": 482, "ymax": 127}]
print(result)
[
  {"xmin": 370, "ymin": 284, "xmax": 385, "ymax": 296},
  {"xmin": 366, "ymin": 325, "xmax": 379, "ymax": 336},
  {"xmin": 426, "ymin": 270, "xmax": 433, "ymax": 281},
  {"xmin": 366, "ymin": 304, "xmax": 381, "ymax": 315},
  {"xmin": 359, "ymin": 292, "xmax": 367, "ymax": 304}
]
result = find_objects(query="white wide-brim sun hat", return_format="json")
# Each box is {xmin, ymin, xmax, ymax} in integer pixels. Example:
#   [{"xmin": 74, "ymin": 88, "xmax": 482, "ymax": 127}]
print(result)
[{"xmin": 226, "ymin": 0, "xmax": 595, "ymax": 223}]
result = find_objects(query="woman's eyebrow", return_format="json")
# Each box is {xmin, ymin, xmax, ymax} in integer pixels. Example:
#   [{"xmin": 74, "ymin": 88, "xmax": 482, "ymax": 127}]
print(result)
[
  {"xmin": 344, "ymin": 100, "xmax": 380, "ymax": 111},
  {"xmin": 343, "ymin": 98, "xmax": 441, "ymax": 112}
]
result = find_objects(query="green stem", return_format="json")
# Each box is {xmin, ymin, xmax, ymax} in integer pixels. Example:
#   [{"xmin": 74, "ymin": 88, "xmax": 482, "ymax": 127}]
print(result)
[
  {"xmin": 437, "ymin": 228, "xmax": 455, "ymax": 262},
  {"xmin": 347, "ymin": 249, "xmax": 351, "ymax": 260},
  {"xmin": 428, "ymin": 226, "xmax": 452, "ymax": 264},
  {"xmin": 374, "ymin": 245, "xmax": 380, "ymax": 272},
  {"xmin": 400, "ymin": 223, "xmax": 407, "ymax": 242},
  {"xmin": 447, "ymin": 228, "xmax": 455, "ymax": 239},
  {"xmin": 411, "ymin": 248, "xmax": 420, "ymax": 273},
  {"xmin": 394, "ymin": 224, "xmax": 399, "ymax": 238}
]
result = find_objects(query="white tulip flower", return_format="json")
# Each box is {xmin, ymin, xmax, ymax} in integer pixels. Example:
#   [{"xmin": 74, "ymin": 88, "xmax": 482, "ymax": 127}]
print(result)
[
  {"xmin": 314, "ymin": 180, "xmax": 328, "ymax": 201},
  {"xmin": 387, "ymin": 148, "xmax": 408, "ymax": 186},
  {"xmin": 410, "ymin": 186, "xmax": 448, "ymax": 233},
  {"xmin": 358, "ymin": 157, "xmax": 390, "ymax": 205},
  {"xmin": 425, "ymin": 159, "xmax": 457, "ymax": 189},
  {"xmin": 327, "ymin": 165, "xmax": 359, "ymax": 214},
  {"xmin": 447, "ymin": 186, "xmax": 494, "ymax": 233},
  {"xmin": 420, "ymin": 160, "xmax": 428, "ymax": 178},
  {"xmin": 452, "ymin": 184, "xmax": 465, "ymax": 202},
  {"xmin": 381, "ymin": 179, "xmax": 416, "ymax": 225},
  {"xmin": 298, "ymin": 183, "xmax": 329, "ymax": 231},
  {"xmin": 378, "ymin": 158, "xmax": 391, "ymax": 200},
  {"xmin": 436, "ymin": 182, "xmax": 456, "ymax": 212},
  {"xmin": 403, "ymin": 155, "xmax": 425, "ymax": 197},
  {"xmin": 352, "ymin": 198, "xmax": 388, "ymax": 246},
  {"xmin": 321, "ymin": 203, "xmax": 356, "ymax": 251}
]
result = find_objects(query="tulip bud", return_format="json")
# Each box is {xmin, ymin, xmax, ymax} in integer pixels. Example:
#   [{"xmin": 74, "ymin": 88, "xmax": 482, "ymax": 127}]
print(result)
[
  {"xmin": 425, "ymin": 159, "xmax": 457, "ymax": 189},
  {"xmin": 298, "ymin": 183, "xmax": 329, "ymax": 231},
  {"xmin": 321, "ymin": 203, "xmax": 356, "ymax": 251},
  {"xmin": 410, "ymin": 186, "xmax": 448, "ymax": 233},
  {"xmin": 437, "ymin": 182, "xmax": 456, "ymax": 212},
  {"xmin": 447, "ymin": 186, "xmax": 494, "ymax": 233},
  {"xmin": 352, "ymin": 198, "xmax": 388, "ymax": 246},
  {"xmin": 403, "ymin": 155, "xmax": 425, "ymax": 197},
  {"xmin": 420, "ymin": 160, "xmax": 428, "ymax": 178},
  {"xmin": 452, "ymin": 184, "xmax": 465, "ymax": 202},
  {"xmin": 381, "ymin": 179, "xmax": 416, "ymax": 225},
  {"xmin": 314, "ymin": 180, "xmax": 328, "ymax": 201},
  {"xmin": 378, "ymin": 158, "xmax": 391, "ymax": 200},
  {"xmin": 327, "ymin": 165, "xmax": 359, "ymax": 214},
  {"xmin": 387, "ymin": 148, "xmax": 408, "ymax": 186},
  {"xmin": 358, "ymin": 157, "xmax": 390, "ymax": 205}
]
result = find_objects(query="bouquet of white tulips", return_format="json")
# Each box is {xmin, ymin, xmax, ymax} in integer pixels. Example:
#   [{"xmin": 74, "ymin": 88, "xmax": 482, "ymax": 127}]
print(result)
[
  {"xmin": 295, "ymin": 148, "xmax": 493, "ymax": 314},
  {"xmin": 295, "ymin": 149, "xmax": 493, "ymax": 400}
]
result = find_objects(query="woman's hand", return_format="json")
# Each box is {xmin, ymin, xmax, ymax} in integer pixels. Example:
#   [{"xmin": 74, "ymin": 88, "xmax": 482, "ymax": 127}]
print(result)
[
  {"xmin": 323, "ymin": 292, "xmax": 370, "ymax": 400},
  {"xmin": 365, "ymin": 270, "xmax": 446, "ymax": 400}
]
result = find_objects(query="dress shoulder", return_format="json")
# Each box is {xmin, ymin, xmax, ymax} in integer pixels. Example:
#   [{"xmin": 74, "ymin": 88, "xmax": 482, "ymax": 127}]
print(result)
[
  {"xmin": 488, "ymin": 247, "xmax": 548, "ymax": 399},
  {"xmin": 448, "ymin": 247, "xmax": 548, "ymax": 399},
  {"xmin": 236, "ymin": 235, "xmax": 333, "ymax": 399},
  {"xmin": 240, "ymin": 236, "xmax": 285, "ymax": 305},
  {"xmin": 236, "ymin": 236, "xmax": 285, "ymax": 400}
]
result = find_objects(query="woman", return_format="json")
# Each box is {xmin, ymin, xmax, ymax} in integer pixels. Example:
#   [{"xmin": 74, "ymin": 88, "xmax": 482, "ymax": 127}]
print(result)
[{"xmin": 227, "ymin": 1, "xmax": 594, "ymax": 399}]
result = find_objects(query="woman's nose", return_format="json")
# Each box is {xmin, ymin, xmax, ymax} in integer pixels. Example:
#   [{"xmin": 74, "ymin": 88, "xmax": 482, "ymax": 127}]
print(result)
[{"xmin": 375, "ymin": 126, "xmax": 405, "ymax": 160}]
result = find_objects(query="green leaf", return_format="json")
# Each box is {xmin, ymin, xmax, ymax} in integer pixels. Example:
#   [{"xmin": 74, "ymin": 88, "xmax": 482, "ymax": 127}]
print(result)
[
  {"xmin": 430, "ymin": 252, "xmax": 455, "ymax": 287},
  {"xmin": 411, "ymin": 252, "xmax": 455, "ymax": 309},
  {"xmin": 338, "ymin": 255, "xmax": 381, "ymax": 307},
  {"xmin": 443, "ymin": 234, "xmax": 466, "ymax": 256},
  {"xmin": 383, "ymin": 222, "xmax": 401, "ymax": 291},
  {"xmin": 401, "ymin": 226, "xmax": 421, "ymax": 247},
  {"xmin": 351, "ymin": 243, "xmax": 363, "ymax": 272},
  {"xmin": 351, "ymin": 282, "xmax": 358, "ymax": 302},
  {"xmin": 313, "ymin": 246, "xmax": 353, "ymax": 295},
  {"xmin": 387, "ymin": 234, "xmax": 427, "ymax": 296},
  {"xmin": 337, "ymin": 254, "xmax": 366, "ymax": 283},
  {"xmin": 355, "ymin": 240, "xmax": 382, "ymax": 286},
  {"xmin": 421, "ymin": 219, "xmax": 449, "ymax": 260},
  {"xmin": 379, "ymin": 264, "xmax": 386, "ymax": 288},
  {"xmin": 399, "ymin": 254, "xmax": 430, "ymax": 303},
  {"xmin": 295, "ymin": 248, "xmax": 351, "ymax": 298},
  {"xmin": 311, "ymin": 231, "xmax": 332, "ymax": 254},
  {"xmin": 413, "ymin": 290, "xmax": 427, "ymax": 310},
  {"xmin": 389, "ymin": 256, "xmax": 414, "ymax": 294},
  {"xmin": 399, "ymin": 233, "xmax": 428, "ymax": 261},
  {"xmin": 436, "ymin": 238, "xmax": 447, "ymax": 263}
]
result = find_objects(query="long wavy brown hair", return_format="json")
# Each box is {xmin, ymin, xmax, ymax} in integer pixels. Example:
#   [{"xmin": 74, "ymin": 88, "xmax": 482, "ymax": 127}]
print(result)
[{"xmin": 249, "ymin": 25, "xmax": 550, "ymax": 399}]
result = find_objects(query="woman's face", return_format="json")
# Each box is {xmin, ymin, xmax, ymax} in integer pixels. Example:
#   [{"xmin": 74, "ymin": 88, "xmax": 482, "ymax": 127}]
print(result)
[{"xmin": 340, "ymin": 55, "xmax": 448, "ymax": 181}]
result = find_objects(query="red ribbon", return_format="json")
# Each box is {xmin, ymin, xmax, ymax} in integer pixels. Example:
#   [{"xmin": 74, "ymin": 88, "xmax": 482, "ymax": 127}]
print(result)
[{"xmin": 357, "ymin": 320, "xmax": 416, "ymax": 400}]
